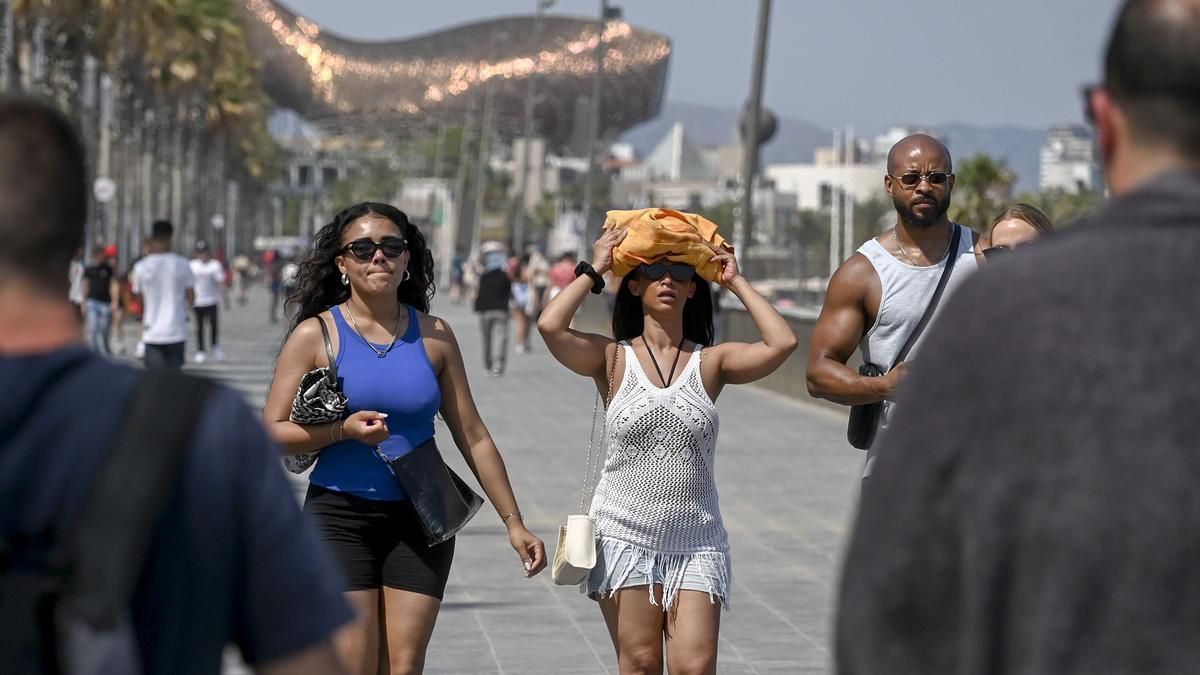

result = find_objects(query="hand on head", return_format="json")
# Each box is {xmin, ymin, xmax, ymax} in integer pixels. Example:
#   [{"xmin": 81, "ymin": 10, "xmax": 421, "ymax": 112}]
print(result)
[{"xmin": 592, "ymin": 229, "xmax": 627, "ymax": 274}]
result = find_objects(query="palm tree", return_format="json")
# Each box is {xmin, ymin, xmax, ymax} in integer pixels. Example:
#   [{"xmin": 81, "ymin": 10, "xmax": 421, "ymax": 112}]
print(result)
[{"xmin": 949, "ymin": 154, "xmax": 1015, "ymax": 232}]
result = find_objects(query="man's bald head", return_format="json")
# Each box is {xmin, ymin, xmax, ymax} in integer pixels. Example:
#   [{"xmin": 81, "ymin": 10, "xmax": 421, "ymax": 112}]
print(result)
[
  {"xmin": 1105, "ymin": 0, "xmax": 1200, "ymax": 158},
  {"xmin": 886, "ymin": 134, "xmax": 953, "ymax": 176}
]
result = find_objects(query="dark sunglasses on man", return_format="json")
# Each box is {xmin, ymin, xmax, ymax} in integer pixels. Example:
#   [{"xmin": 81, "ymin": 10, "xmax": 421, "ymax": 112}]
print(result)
[
  {"xmin": 890, "ymin": 171, "xmax": 952, "ymax": 188},
  {"xmin": 639, "ymin": 261, "xmax": 696, "ymax": 282},
  {"xmin": 342, "ymin": 237, "xmax": 407, "ymax": 261}
]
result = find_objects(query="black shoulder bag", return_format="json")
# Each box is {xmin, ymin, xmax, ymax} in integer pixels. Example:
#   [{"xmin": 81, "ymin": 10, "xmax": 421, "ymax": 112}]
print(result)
[
  {"xmin": 847, "ymin": 225, "xmax": 961, "ymax": 450},
  {"xmin": 0, "ymin": 369, "xmax": 213, "ymax": 674}
]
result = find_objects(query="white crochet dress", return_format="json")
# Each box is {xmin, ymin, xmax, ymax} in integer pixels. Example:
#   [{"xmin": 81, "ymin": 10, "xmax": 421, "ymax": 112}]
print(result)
[{"xmin": 586, "ymin": 342, "xmax": 731, "ymax": 610}]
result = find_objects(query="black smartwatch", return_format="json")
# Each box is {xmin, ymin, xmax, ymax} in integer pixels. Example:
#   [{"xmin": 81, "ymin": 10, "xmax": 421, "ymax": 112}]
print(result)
[{"xmin": 574, "ymin": 261, "xmax": 605, "ymax": 295}]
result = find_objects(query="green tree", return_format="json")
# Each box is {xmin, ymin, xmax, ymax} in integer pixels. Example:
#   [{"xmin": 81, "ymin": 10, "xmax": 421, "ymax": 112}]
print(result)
[
  {"xmin": 949, "ymin": 154, "xmax": 1015, "ymax": 232},
  {"xmin": 1014, "ymin": 186, "xmax": 1106, "ymax": 227}
]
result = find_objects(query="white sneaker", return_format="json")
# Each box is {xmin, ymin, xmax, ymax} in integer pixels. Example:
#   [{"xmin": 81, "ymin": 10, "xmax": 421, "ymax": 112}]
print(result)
[
  {"xmin": 212, "ymin": 346, "xmax": 226, "ymax": 361},
  {"xmin": 134, "ymin": 341, "xmax": 145, "ymax": 358},
  {"xmin": 193, "ymin": 351, "xmax": 207, "ymax": 364}
]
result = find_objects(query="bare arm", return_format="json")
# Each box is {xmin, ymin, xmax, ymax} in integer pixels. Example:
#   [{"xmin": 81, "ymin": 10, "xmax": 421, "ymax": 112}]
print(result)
[
  {"xmin": 428, "ymin": 316, "xmax": 547, "ymax": 577},
  {"xmin": 258, "ymin": 640, "xmax": 348, "ymax": 675},
  {"xmin": 705, "ymin": 249, "xmax": 798, "ymax": 386},
  {"xmin": 186, "ymin": 286, "xmax": 195, "ymax": 307},
  {"xmin": 261, "ymin": 316, "xmax": 388, "ymax": 455},
  {"xmin": 806, "ymin": 254, "xmax": 904, "ymax": 406},
  {"xmin": 536, "ymin": 228, "xmax": 628, "ymax": 380}
]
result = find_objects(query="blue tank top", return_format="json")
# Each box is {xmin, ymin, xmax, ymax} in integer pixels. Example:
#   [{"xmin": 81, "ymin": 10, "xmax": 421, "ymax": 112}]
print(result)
[{"xmin": 309, "ymin": 305, "xmax": 441, "ymax": 500}]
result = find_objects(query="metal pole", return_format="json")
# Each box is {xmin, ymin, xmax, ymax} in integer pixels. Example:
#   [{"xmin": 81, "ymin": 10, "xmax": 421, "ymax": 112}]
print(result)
[
  {"xmin": 0, "ymin": 2, "xmax": 11, "ymax": 92},
  {"xmin": 470, "ymin": 82, "xmax": 496, "ymax": 254},
  {"xmin": 737, "ymin": 0, "xmax": 772, "ymax": 257},
  {"xmin": 578, "ymin": 0, "xmax": 608, "ymax": 261},
  {"xmin": 513, "ymin": 0, "xmax": 549, "ymax": 254},
  {"xmin": 842, "ymin": 126, "xmax": 855, "ymax": 258}
]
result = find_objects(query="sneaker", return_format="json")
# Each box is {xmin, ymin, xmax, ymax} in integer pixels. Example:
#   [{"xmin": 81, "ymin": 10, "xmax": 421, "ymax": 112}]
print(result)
[
  {"xmin": 514, "ymin": 344, "xmax": 528, "ymax": 354},
  {"xmin": 212, "ymin": 346, "xmax": 226, "ymax": 361},
  {"xmin": 134, "ymin": 341, "xmax": 145, "ymax": 358},
  {"xmin": 193, "ymin": 351, "xmax": 207, "ymax": 364}
]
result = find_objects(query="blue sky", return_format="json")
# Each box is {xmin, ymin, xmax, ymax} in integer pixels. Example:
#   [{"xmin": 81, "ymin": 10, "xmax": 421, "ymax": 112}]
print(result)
[{"xmin": 281, "ymin": 0, "xmax": 1123, "ymax": 133}]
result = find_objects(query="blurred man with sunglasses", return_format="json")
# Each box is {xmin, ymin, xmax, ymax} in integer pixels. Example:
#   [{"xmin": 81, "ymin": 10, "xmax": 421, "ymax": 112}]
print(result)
[
  {"xmin": 837, "ymin": 2, "xmax": 1200, "ymax": 673},
  {"xmin": 806, "ymin": 133, "xmax": 985, "ymax": 475}
]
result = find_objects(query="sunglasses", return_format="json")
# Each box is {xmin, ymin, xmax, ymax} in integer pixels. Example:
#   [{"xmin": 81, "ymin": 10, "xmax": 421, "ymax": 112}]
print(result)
[
  {"xmin": 342, "ymin": 237, "xmax": 407, "ymax": 261},
  {"xmin": 890, "ymin": 171, "xmax": 951, "ymax": 188},
  {"xmin": 982, "ymin": 243, "xmax": 1034, "ymax": 261},
  {"xmin": 640, "ymin": 262, "xmax": 695, "ymax": 282}
]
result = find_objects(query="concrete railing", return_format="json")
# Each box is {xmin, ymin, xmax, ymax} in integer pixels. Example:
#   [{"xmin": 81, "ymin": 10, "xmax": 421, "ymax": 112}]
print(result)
[{"xmin": 567, "ymin": 293, "xmax": 853, "ymax": 414}]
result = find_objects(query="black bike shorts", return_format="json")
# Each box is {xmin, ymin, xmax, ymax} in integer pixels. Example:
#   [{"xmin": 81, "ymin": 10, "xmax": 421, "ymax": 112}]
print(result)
[{"xmin": 303, "ymin": 484, "xmax": 455, "ymax": 598}]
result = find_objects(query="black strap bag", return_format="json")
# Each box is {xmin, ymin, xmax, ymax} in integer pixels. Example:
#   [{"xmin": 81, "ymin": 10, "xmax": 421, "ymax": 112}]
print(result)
[
  {"xmin": 0, "ymin": 369, "xmax": 212, "ymax": 674},
  {"xmin": 374, "ymin": 439, "xmax": 484, "ymax": 546},
  {"xmin": 847, "ymin": 225, "xmax": 961, "ymax": 449},
  {"xmin": 284, "ymin": 315, "xmax": 348, "ymax": 474}
]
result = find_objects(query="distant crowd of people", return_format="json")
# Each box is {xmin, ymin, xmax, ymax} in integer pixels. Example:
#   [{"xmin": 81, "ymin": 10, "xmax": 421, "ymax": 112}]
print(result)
[{"xmin": 4, "ymin": 1, "xmax": 1200, "ymax": 673}]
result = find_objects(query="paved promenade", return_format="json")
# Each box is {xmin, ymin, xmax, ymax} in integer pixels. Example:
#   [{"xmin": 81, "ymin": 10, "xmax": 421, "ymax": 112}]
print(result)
[{"xmin": 169, "ymin": 287, "xmax": 864, "ymax": 674}]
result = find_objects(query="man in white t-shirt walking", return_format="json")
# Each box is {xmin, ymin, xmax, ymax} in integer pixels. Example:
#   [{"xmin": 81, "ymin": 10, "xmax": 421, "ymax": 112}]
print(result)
[
  {"xmin": 190, "ymin": 240, "xmax": 226, "ymax": 363},
  {"xmin": 131, "ymin": 220, "xmax": 194, "ymax": 369}
]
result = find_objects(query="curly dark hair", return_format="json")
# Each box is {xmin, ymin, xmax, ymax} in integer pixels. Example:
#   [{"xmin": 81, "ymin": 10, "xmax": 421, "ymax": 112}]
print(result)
[
  {"xmin": 287, "ymin": 202, "xmax": 434, "ymax": 331},
  {"xmin": 611, "ymin": 268, "xmax": 714, "ymax": 346}
]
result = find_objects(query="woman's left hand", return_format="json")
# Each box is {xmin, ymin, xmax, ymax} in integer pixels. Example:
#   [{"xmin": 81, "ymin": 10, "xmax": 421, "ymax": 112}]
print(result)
[
  {"xmin": 706, "ymin": 243, "xmax": 741, "ymax": 285},
  {"xmin": 507, "ymin": 523, "xmax": 547, "ymax": 578}
]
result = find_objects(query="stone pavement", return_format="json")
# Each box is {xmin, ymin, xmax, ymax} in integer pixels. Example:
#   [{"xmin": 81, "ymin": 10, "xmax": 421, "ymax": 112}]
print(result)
[{"xmin": 157, "ymin": 286, "xmax": 864, "ymax": 674}]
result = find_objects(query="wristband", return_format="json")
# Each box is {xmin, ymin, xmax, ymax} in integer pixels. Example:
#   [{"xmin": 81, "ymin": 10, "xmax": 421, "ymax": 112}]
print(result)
[{"xmin": 574, "ymin": 261, "xmax": 605, "ymax": 295}]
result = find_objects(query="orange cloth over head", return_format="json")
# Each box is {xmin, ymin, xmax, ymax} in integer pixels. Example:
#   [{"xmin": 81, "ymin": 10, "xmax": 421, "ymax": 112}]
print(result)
[{"xmin": 602, "ymin": 208, "xmax": 734, "ymax": 284}]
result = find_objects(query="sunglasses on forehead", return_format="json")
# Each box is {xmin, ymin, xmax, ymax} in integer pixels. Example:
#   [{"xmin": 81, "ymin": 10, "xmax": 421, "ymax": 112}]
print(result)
[
  {"xmin": 639, "ymin": 262, "xmax": 695, "ymax": 282},
  {"xmin": 890, "ymin": 171, "xmax": 952, "ymax": 188},
  {"xmin": 342, "ymin": 237, "xmax": 407, "ymax": 261}
]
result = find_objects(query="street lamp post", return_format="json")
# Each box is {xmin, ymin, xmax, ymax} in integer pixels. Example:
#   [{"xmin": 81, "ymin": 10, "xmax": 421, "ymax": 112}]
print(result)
[
  {"xmin": 736, "ymin": 0, "xmax": 772, "ymax": 258},
  {"xmin": 578, "ymin": 1, "xmax": 620, "ymax": 261},
  {"xmin": 512, "ymin": 0, "xmax": 554, "ymax": 254}
]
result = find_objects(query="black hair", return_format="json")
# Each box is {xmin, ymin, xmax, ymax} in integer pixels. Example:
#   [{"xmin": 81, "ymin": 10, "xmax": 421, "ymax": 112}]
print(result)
[
  {"xmin": 0, "ymin": 97, "xmax": 86, "ymax": 292},
  {"xmin": 150, "ymin": 219, "xmax": 174, "ymax": 240},
  {"xmin": 611, "ymin": 268, "xmax": 715, "ymax": 346},
  {"xmin": 286, "ymin": 202, "xmax": 434, "ymax": 331},
  {"xmin": 1105, "ymin": 0, "xmax": 1200, "ymax": 158}
]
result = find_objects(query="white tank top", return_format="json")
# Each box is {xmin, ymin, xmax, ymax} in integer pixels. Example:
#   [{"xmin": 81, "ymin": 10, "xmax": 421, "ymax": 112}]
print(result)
[
  {"xmin": 589, "ymin": 342, "xmax": 728, "ymax": 553},
  {"xmin": 856, "ymin": 223, "xmax": 979, "ymax": 473}
]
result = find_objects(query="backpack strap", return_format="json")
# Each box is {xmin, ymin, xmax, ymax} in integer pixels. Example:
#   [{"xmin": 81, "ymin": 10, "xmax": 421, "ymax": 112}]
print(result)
[{"xmin": 51, "ymin": 369, "xmax": 214, "ymax": 628}]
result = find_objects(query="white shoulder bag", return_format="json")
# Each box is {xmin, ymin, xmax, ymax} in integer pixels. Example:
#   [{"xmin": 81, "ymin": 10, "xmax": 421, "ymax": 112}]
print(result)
[{"xmin": 552, "ymin": 345, "xmax": 620, "ymax": 585}]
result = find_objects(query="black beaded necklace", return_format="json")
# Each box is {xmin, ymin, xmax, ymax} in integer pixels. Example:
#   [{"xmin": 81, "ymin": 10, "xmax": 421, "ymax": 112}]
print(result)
[{"xmin": 641, "ymin": 334, "xmax": 686, "ymax": 387}]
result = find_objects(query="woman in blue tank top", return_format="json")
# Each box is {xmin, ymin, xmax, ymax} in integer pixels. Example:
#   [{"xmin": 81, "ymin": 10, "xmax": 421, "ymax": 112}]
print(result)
[{"xmin": 263, "ymin": 202, "xmax": 546, "ymax": 674}]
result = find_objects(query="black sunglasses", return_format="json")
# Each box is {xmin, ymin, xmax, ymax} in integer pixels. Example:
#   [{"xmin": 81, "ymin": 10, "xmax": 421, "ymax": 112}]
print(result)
[
  {"xmin": 342, "ymin": 237, "xmax": 407, "ymax": 261},
  {"xmin": 982, "ymin": 243, "xmax": 1036, "ymax": 261},
  {"xmin": 890, "ymin": 171, "xmax": 951, "ymax": 188},
  {"xmin": 640, "ymin": 262, "xmax": 695, "ymax": 282}
]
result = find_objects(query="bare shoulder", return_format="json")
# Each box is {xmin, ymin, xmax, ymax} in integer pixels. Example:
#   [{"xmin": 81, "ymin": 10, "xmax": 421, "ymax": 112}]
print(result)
[
  {"xmin": 417, "ymin": 311, "xmax": 457, "ymax": 341},
  {"xmin": 283, "ymin": 313, "xmax": 336, "ymax": 367},
  {"xmin": 828, "ymin": 252, "xmax": 879, "ymax": 301}
]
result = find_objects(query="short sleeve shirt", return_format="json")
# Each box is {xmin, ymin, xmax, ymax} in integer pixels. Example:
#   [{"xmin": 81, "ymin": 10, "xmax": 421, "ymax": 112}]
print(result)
[
  {"xmin": 0, "ymin": 348, "xmax": 354, "ymax": 672},
  {"xmin": 83, "ymin": 263, "xmax": 114, "ymax": 303},
  {"xmin": 189, "ymin": 258, "xmax": 225, "ymax": 307},
  {"xmin": 132, "ymin": 253, "xmax": 195, "ymax": 344}
]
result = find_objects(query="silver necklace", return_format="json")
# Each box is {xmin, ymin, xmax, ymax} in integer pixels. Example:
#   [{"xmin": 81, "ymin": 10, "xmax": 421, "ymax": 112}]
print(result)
[
  {"xmin": 343, "ymin": 302, "xmax": 404, "ymax": 358},
  {"xmin": 893, "ymin": 224, "xmax": 955, "ymax": 267}
]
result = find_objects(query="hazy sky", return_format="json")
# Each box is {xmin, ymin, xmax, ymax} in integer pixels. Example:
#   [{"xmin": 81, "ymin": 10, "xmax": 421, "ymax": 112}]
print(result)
[{"xmin": 281, "ymin": 0, "xmax": 1123, "ymax": 133}]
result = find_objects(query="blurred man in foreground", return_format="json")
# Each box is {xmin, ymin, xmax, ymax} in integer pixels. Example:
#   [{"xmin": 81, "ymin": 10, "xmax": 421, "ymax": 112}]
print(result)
[
  {"xmin": 838, "ymin": 1, "xmax": 1200, "ymax": 673},
  {"xmin": 0, "ymin": 96, "xmax": 352, "ymax": 673}
]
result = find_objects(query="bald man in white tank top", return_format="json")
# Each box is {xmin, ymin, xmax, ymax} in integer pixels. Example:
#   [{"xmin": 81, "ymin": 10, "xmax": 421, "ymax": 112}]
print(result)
[{"xmin": 806, "ymin": 134, "xmax": 988, "ymax": 477}]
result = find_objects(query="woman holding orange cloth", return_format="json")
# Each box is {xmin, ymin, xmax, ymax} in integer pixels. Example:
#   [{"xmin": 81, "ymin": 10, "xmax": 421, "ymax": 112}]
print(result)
[{"xmin": 538, "ymin": 209, "xmax": 798, "ymax": 674}]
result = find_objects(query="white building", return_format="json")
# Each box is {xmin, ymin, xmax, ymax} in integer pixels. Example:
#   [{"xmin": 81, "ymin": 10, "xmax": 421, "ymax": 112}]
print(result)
[
  {"xmin": 764, "ymin": 161, "xmax": 885, "ymax": 211},
  {"xmin": 1040, "ymin": 124, "xmax": 1099, "ymax": 193}
]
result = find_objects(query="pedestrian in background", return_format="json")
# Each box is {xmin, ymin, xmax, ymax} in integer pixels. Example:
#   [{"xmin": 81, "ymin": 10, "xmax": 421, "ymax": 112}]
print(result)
[
  {"xmin": 475, "ymin": 250, "xmax": 512, "ymax": 375},
  {"xmin": 983, "ymin": 202, "xmax": 1055, "ymax": 261},
  {"xmin": 0, "ymin": 95, "xmax": 350, "ymax": 675},
  {"xmin": 130, "ymin": 220, "xmax": 194, "ymax": 369},
  {"xmin": 838, "ymin": 1, "xmax": 1200, "ymax": 672},
  {"xmin": 190, "ymin": 240, "xmax": 226, "ymax": 363},
  {"xmin": 509, "ymin": 252, "xmax": 533, "ymax": 354},
  {"xmin": 82, "ymin": 245, "xmax": 118, "ymax": 356},
  {"xmin": 67, "ymin": 246, "xmax": 84, "ymax": 319},
  {"xmin": 263, "ymin": 202, "xmax": 545, "ymax": 674}
]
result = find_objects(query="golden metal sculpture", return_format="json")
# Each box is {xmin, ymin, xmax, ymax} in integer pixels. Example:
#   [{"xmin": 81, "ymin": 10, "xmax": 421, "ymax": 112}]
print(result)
[{"xmin": 240, "ymin": 0, "xmax": 671, "ymax": 145}]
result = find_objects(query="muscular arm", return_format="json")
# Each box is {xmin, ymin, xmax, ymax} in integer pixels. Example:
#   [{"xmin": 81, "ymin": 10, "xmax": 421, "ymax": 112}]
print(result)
[
  {"xmin": 536, "ymin": 265, "xmax": 613, "ymax": 382},
  {"xmin": 806, "ymin": 254, "xmax": 896, "ymax": 406}
]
